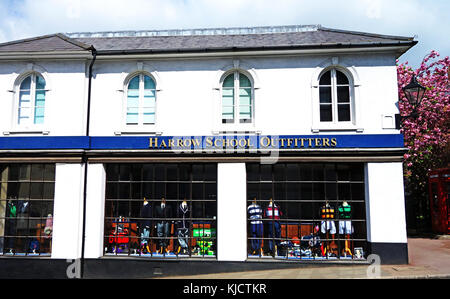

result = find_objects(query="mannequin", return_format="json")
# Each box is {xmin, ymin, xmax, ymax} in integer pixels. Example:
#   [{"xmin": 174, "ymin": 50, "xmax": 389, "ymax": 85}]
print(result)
[
  {"xmin": 5, "ymin": 199, "xmax": 17, "ymax": 254},
  {"xmin": 155, "ymin": 198, "xmax": 172, "ymax": 254},
  {"xmin": 264, "ymin": 198, "xmax": 282, "ymax": 256},
  {"xmin": 320, "ymin": 201, "xmax": 337, "ymax": 257},
  {"xmin": 176, "ymin": 199, "xmax": 189, "ymax": 254},
  {"xmin": 247, "ymin": 197, "xmax": 263, "ymax": 256},
  {"xmin": 43, "ymin": 214, "xmax": 53, "ymax": 253},
  {"xmin": 338, "ymin": 201, "xmax": 353, "ymax": 256},
  {"xmin": 139, "ymin": 198, "xmax": 152, "ymax": 254}
]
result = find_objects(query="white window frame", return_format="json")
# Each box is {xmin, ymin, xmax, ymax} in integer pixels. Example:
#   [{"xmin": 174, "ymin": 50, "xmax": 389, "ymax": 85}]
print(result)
[
  {"xmin": 123, "ymin": 72, "xmax": 157, "ymax": 127},
  {"xmin": 13, "ymin": 72, "xmax": 49, "ymax": 130},
  {"xmin": 220, "ymin": 70, "xmax": 255, "ymax": 126},
  {"xmin": 318, "ymin": 68, "xmax": 353, "ymax": 124},
  {"xmin": 311, "ymin": 63, "xmax": 362, "ymax": 133}
]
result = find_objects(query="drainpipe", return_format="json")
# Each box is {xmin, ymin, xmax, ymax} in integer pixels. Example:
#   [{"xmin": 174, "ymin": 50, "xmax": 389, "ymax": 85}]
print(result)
[{"xmin": 80, "ymin": 46, "xmax": 97, "ymax": 278}]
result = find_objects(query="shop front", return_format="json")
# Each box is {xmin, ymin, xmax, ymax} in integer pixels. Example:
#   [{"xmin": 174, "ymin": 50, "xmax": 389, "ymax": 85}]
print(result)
[
  {"xmin": 0, "ymin": 131, "xmax": 408, "ymax": 278},
  {"xmin": 84, "ymin": 133, "xmax": 407, "ymax": 264}
]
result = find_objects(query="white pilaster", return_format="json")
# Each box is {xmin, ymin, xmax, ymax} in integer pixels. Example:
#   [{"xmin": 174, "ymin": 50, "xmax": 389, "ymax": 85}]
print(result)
[
  {"xmin": 51, "ymin": 163, "xmax": 85, "ymax": 259},
  {"xmin": 217, "ymin": 163, "xmax": 247, "ymax": 261},
  {"xmin": 84, "ymin": 163, "xmax": 106, "ymax": 258},
  {"xmin": 365, "ymin": 162, "xmax": 407, "ymax": 244}
]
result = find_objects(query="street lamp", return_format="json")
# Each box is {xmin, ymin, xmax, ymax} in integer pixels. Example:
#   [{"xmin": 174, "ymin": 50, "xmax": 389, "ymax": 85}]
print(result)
[{"xmin": 396, "ymin": 75, "xmax": 426, "ymax": 128}]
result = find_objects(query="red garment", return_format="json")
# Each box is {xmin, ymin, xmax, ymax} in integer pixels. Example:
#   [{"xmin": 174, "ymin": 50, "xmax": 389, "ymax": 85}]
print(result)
[{"xmin": 264, "ymin": 204, "xmax": 282, "ymax": 220}]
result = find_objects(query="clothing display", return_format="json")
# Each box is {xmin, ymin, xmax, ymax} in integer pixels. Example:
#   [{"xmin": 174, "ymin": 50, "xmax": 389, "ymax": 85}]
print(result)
[
  {"xmin": 339, "ymin": 220, "xmax": 353, "ymax": 235},
  {"xmin": 155, "ymin": 200, "xmax": 173, "ymax": 250},
  {"xmin": 338, "ymin": 202, "xmax": 353, "ymax": 235},
  {"xmin": 140, "ymin": 227, "xmax": 150, "ymax": 247},
  {"xmin": 44, "ymin": 214, "xmax": 53, "ymax": 238},
  {"xmin": 320, "ymin": 220, "xmax": 336, "ymax": 234},
  {"xmin": 320, "ymin": 203, "xmax": 336, "ymax": 234},
  {"xmin": 139, "ymin": 199, "xmax": 153, "ymax": 228},
  {"xmin": 6, "ymin": 200, "xmax": 17, "ymax": 252},
  {"xmin": 248, "ymin": 200, "xmax": 263, "ymax": 253},
  {"xmin": 139, "ymin": 199, "xmax": 152, "ymax": 251},
  {"xmin": 320, "ymin": 204, "xmax": 335, "ymax": 219},
  {"xmin": 176, "ymin": 201, "xmax": 189, "ymax": 252},
  {"xmin": 338, "ymin": 203, "xmax": 352, "ymax": 219},
  {"xmin": 264, "ymin": 200, "xmax": 282, "ymax": 255},
  {"xmin": 338, "ymin": 202, "xmax": 353, "ymax": 256}
]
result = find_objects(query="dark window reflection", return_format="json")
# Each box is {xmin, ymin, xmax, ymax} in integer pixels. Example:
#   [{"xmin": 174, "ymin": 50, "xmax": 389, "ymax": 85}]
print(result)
[{"xmin": 104, "ymin": 163, "xmax": 217, "ymax": 259}]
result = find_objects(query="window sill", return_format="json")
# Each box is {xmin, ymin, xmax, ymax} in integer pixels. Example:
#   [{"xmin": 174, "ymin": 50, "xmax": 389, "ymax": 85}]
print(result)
[
  {"xmin": 3, "ymin": 129, "xmax": 50, "ymax": 136},
  {"xmin": 114, "ymin": 126, "xmax": 162, "ymax": 136},
  {"xmin": 311, "ymin": 124, "xmax": 363, "ymax": 134},
  {"xmin": 215, "ymin": 122, "xmax": 258, "ymax": 134}
]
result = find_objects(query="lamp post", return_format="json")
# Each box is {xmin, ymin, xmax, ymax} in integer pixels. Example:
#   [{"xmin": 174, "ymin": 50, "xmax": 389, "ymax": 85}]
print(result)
[{"xmin": 395, "ymin": 75, "xmax": 426, "ymax": 129}]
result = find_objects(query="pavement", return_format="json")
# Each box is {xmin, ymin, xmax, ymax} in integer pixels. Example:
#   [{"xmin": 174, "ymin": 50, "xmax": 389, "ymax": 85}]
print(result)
[{"xmin": 161, "ymin": 236, "xmax": 450, "ymax": 279}]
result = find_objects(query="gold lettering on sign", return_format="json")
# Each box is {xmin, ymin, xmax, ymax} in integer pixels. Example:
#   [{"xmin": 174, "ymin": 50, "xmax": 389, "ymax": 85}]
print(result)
[
  {"xmin": 205, "ymin": 137, "xmax": 213, "ymax": 147},
  {"xmin": 148, "ymin": 136, "xmax": 339, "ymax": 149},
  {"xmin": 149, "ymin": 137, "xmax": 158, "ymax": 148}
]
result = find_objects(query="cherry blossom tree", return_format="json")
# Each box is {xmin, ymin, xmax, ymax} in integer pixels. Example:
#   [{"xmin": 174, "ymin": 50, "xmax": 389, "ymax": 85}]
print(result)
[{"xmin": 397, "ymin": 50, "xmax": 449, "ymax": 230}]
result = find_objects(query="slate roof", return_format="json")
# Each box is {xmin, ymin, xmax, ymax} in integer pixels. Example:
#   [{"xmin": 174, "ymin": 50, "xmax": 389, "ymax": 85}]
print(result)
[
  {"xmin": 0, "ymin": 25, "xmax": 416, "ymax": 55},
  {"xmin": 0, "ymin": 33, "xmax": 92, "ymax": 52}
]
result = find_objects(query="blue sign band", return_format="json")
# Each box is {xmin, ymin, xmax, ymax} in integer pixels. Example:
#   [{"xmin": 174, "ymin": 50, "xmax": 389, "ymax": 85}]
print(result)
[{"xmin": 0, "ymin": 134, "xmax": 404, "ymax": 150}]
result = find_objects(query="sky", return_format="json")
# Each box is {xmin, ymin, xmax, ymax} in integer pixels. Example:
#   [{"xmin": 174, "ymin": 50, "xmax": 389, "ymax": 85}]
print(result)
[{"xmin": 0, "ymin": 0, "xmax": 449, "ymax": 68}]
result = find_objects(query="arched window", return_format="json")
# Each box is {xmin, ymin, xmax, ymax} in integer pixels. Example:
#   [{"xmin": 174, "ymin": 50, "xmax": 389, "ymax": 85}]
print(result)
[
  {"xmin": 319, "ymin": 69, "xmax": 352, "ymax": 123},
  {"xmin": 17, "ymin": 73, "xmax": 46, "ymax": 125},
  {"xmin": 222, "ymin": 71, "xmax": 253, "ymax": 124},
  {"xmin": 126, "ymin": 74, "xmax": 156, "ymax": 125}
]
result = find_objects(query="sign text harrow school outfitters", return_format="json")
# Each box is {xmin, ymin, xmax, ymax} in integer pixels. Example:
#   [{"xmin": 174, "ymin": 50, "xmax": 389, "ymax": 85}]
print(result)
[{"xmin": 148, "ymin": 136, "xmax": 338, "ymax": 150}]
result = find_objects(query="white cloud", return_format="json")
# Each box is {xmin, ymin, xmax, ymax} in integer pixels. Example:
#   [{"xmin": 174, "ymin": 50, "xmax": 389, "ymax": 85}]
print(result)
[{"xmin": 364, "ymin": 0, "xmax": 382, "ymax": 19}]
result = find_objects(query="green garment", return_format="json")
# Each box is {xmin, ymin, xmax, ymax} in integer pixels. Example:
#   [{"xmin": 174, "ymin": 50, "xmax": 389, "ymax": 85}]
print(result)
[
  {"xmin": 9, "ymin": 203, "xmax": 17, "ymax": 218},
  {"xmin": 338, "ymin": 204, "xmax": 352, "ymax": 219}
]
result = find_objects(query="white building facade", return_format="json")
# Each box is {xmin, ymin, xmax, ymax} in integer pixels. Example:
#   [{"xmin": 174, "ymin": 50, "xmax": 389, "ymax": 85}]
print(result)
[{"xmin": 0, "ymin": 25, "xmax": 417, "ymax": 278}]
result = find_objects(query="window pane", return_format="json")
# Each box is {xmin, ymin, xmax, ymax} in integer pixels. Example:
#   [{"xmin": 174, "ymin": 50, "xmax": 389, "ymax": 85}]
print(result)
[
  {"xmin": 43, "ymin": 164, "xmax": 55, "ymax": 181},
  {"xmin": 36, "ymin": 75, "xmax": 46, "ymax": 90},
  {"xmin": 126, "ymin": 107, "xmax": 139, "ymax": 124},
  {"xmin": 20, "ymin": 76, "xmax": 31, "ymax": 90},
  {"xmin": 143, "ymin": 89, "xmax": 156, "ymax": 99},
  {"xmin": 31, "ymin": 164, "xmax": 44, "ymax": 181},
  {"xmin": 319, "ymin": 71, "xmax": 331, "ymax": 85},
  {"xmin": 34, "ymin": 107, "xmax": 45, "ymax": 124},
  {"xmin": 35, "ymin": 90, "xmax": 45, "ymax": 105},
  {"xmin": 143, "ymin": 113, "xmax": 155, "ymax": 124},
  {"xmin": 143, "ymin": 75, "xmax": 155, "ymax": 89},
  {"xmin": 319, "ymin": 87, "xmax": 331, "ymax": 103},
  {"xmin": 19, "ymin": 165, "xmax": 31, "ymax": 181},
  {"xmin": 143, "ymin": 107, "xmax": 155, "ymax": 121},
  {"xmin": 239, "ymin": 88, "xmax": 251, "ymax": 105},
  {"xmin": 239, "ymin": 105, "xmax": 251, "ymax": 115},
  {"xmin": 338, "ymin": 104, "xmax": 351, "ymax": 121},
  {"xmin": 128, "ymin": 76, "xmax": 140, "ymax": 89},
  {"xmin": 127, "ymin": 90, "xmax": 139, "ymax": 102},
  {"xmin": 223, "ymin": 74, "xmax": 234, "ymax": 88},
  {"xmin": 320, "ymin": 104, "xmax": 332, "ymax": 122},
  {"xmin": 337, "ymin": 86, "xmax": 350, "ymax": 103},
  {"xmin": 239, "ymin": 73, "xmax": 251, "ymax": 88},
  {"xmin": 18, "ymin": 108, "xmax": 31, "ymax": 124},
  {"xmin": 336, "ymin": 70, "xmax": 349, "ymax": 85}
]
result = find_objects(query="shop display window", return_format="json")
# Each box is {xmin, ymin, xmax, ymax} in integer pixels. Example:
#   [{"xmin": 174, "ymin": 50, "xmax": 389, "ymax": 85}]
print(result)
[
  {"xmin": 104, "ymin": 163, "xmax": 217, "ymax": 259},
  {"xmin": 247, "ymin": 163, "xmax": 367, "ymax": 261},
  {"xmin": 0, "ymin": 164, "xmax": 55, "ymax": 256}
]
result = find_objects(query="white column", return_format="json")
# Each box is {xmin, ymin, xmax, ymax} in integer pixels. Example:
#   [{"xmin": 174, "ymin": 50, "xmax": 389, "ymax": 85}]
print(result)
[
  {"xmin": 51, "ymin": 163, "xmax": 85, "ymax": 259},
  {"xmin": 217, "ymin": 163, "xmax": 247, "ymax": 261},
  {"xmin": 84, "ymin": 163, "xmax": 106, "ymax": 258},
  {"xmin": 365, "ymin": 162, "xmax": 407, "ymax": 244}
]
